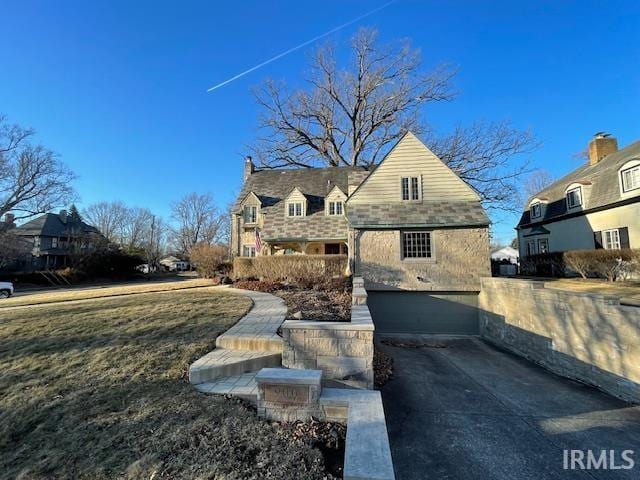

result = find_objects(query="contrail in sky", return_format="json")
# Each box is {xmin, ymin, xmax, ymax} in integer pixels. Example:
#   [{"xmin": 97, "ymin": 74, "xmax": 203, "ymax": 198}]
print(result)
[{"xmin": 206, "ymin": 0, "xmax": 397, "ymax": 92}]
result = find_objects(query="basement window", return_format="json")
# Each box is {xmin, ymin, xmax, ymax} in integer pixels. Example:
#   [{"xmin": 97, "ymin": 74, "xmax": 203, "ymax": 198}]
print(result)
[{"xmin": 402, "ymin": 231, "xmax": 432, "ymax": 259}]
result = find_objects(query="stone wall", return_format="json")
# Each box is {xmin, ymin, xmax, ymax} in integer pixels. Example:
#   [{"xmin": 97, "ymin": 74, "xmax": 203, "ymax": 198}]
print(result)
[
  {"xmin": 355, "ymin": 227, "xmax": 490, "ymax": 291},
  {"xmin": 479, "ymin": 277, "xmax": 640, "ymax": 402},
  {"xmin": 281, "ymin": 279, "xmax": 374, "ymax": 389}
]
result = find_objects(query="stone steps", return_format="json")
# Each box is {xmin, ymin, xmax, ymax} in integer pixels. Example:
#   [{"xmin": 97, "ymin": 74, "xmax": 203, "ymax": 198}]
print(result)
[
  {"xmin": 189, "ymin": 349, "xmax": 281, "ymax": 384},
  {"xmin": 194, "ymin": 371, "xmax": 262, "ymax": 403}
]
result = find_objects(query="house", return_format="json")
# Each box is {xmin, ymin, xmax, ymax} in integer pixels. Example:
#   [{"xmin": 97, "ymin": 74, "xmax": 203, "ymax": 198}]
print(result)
[
  {"xmin": 516, "ymin": 133, "xmax": 640, "ymax": 258},
  {"xmin": 231, "ymin": 132, "xmax": 491, "ymax": 334},
  {"xmin": 12, "ymin": 209, "xmax": 103, "ymax": 270},
  {"xmin": 160, "ymin": 255, "xmax": 190, "ymax": 272},
  {"xmin": 491, "ymin": 246, "xmax": 519, "ymax": 264}
]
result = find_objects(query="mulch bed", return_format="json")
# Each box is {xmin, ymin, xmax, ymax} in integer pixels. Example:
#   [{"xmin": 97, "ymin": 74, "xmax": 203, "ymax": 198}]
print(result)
[
  {"xmin": 234, "ymin": 279, "xmax": 352, "ymax": 322},
  {"xmin": 374, "ymin": 345, "xmax": 394, "ymax": 388}
]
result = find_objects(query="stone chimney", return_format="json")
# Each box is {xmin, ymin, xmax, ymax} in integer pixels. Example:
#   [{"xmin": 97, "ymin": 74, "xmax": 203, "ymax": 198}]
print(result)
[
  {"xmin": 244, "ymin": 156, "xmax": 255, "ymax": 181},
  {"xmin": 588, "ymin": 132, "xmax": 617, "ymax": 166},
  {"xmin": 59, "ymin": 209, "xmax": 68, "ymax": 223},
  {"xmin": 3, "ymin": 213, "xmax": 15, "ymax": 228},
  {"xmin": 347, "ymin": 170, "xmax": 371, "ymax": 196}
]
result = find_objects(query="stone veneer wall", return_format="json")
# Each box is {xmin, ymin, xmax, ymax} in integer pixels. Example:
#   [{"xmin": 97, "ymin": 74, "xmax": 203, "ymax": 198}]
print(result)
[
  {"xmin": 479, "ymin": 277, "xmax": 640, "ymax": 402},
  {"xmin": 355, "ymin": 227, "xmax": 490, "ymax": 291},
  {"xmin": 281, "ymin": 280, "xmax": 374, "ymax": 389}
]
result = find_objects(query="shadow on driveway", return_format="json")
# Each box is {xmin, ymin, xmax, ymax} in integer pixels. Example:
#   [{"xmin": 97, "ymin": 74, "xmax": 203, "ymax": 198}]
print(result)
[{"xmin": 379, "ymin": 337, "xmax": 640, "ymax": 480}]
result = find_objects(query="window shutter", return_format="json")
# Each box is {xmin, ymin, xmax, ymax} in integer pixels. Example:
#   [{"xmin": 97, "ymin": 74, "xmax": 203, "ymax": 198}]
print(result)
[
  {"xmin": 619, "ymin": 227, "xmax": 630, "ymax": 249},
  {"xmin": 593, "ymin": 231, "xmax": 603, "ymax": 249}
]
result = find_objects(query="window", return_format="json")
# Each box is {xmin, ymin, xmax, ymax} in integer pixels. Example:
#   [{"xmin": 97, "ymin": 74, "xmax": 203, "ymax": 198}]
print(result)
[
  {"xmin": 401, "ymin": 176, "xmax": 420, "ymax": 201},
  {"xmin": 244, "ymin": 205, "xmax": 257, "ymax": 224},
  {"xmin": 242, "ymin": 245, "xmax": 256, "ymax": 257},
  {"xmin": 328, "ymin": 201, "xmax": 343, "ymax": 216},
  {"xmin": 621, "ymin": 165, "xmax": 640, "ymax": 192},
  {"xmin": 288, "ymin": 202, "xmax": 303, "ymax": 217},
  {"xmin": 51, "ymin": 237, "xmax": 59, "ymax": 249},
  {"xmin": 401, "ymin": 231, "xmax": 432, "ymax": 259},
  {"xmin": 537, "ymin": 238, "xmax": 549, "ymax": 254},
  {"xmin": 34, "ymin": 237, "xmax": 41, "ymax": 247},
  {"xmin": 526, "ymin": 241, "xmax": 536, "ymax": 257},
  {"xmin": 603, "ymin": 229, "xmax": 621, "ymax": 250},
  {"xmin": 530, "ymin": 202, "xmax": 542, "ymax": 219},
  {"xmin": 566, "ymin": 187, "xmax": 582, "ymax": 208}
]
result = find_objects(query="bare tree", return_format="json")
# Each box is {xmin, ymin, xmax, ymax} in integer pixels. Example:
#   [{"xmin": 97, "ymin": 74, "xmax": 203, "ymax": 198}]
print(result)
[
  {"xmin": 252, "ymin": 29, "xmax": 455, "ymax": 168},
  {"xmin": 252, "ymin": 29, "xmax": 538, "ymax": 211},
  {"xmin": 82, "ymin": 201, "xmax": 129, "ymax": 243},
  {"xmin": 0, "ymin": 231, "xmax": 30, "ymax": 270},
  {"xmin": 518, "ymin": 169, "xmax": 555, "ymax": 207},
  {"xmin": 0, "ymin": 115, "xmax": 76, "ymax": 220},
  {"xmin": 170, "ymin": 193, "xmax": 224, "ymax": 254}
]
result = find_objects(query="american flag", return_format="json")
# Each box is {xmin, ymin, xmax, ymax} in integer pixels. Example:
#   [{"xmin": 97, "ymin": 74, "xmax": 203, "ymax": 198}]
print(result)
[{"xmin": 255, "ymin": 228, "xmax": 262, "ymax": 255}]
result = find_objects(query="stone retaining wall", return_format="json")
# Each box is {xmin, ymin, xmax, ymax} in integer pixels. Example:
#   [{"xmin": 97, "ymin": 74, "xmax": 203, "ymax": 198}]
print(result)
[
  {"xmin": 479, "ymin": 277, "xmax": 640, "ymax": 402},
  {"xmin": 280, "ymin": 277, "xmax": 374, "ymax": 389}
]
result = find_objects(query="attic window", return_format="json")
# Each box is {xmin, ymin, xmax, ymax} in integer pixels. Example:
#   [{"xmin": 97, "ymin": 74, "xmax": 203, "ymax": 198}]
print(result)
[
  {"xmin": 621, "ymin": 165, "xmax": 640, "ymax": 192},
  {"xmin": 288, "ymin": 202, "xmax": 304, "ymax": 217},
  {"xmin": 566, "ymin": 187, "xmax": 582, "ymax": 209},
  {"xmin": 328, "ymin": 201, "xmax": 343, "ymax": 216},
  {"xmin": 244, "ymin": 205, "xmax": 257, "ymax": 224},
  {"xmin": 530, "ymin": 202, "xmax": 542, "ymax": 219},
  {"xmin": 401, "ymin": 176, "xmax": 420, "ymax": 201}
]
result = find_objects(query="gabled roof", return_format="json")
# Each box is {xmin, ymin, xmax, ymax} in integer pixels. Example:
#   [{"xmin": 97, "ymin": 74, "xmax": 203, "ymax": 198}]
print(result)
[
  {"xmin": 15, "ymin": 213, "xmax": 100, "ymax": 237},
  {"xmin": 518, "ymin": 140, "xmax": 640, "ymax": 227}
]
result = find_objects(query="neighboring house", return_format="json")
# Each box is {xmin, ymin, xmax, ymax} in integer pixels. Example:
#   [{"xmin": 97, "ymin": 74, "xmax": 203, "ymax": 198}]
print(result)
[
  {"xmin": 13, "ymin": 209, "xmax": 103, "ymax": 270},
  {"xmin": 160, "ymin": 255, "xmax": 189, "ymax": 272},
  {"xmin": 491, "ymin": 246, "xmax": 519, "ymax": 264},
  {"xmin": 516, "ymin": 133, "xmax": 640, "ymax": 258},
  {"xmin": 231, "ymin": 132, "xmax": 491, "ymax": 334}
]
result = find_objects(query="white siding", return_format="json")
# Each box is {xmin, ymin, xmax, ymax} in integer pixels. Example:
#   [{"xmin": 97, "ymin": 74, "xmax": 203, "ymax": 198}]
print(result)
[{"xmin": 349, "ymin": 132, "xmax": 480, "ymax": 204}]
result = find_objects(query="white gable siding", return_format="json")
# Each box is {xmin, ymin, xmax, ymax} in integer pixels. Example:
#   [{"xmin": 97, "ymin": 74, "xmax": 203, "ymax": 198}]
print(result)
[
  {"xmin": 348, "ymin": 132, "xmax": 480, "ymax": 204},
  {"xmin": 285, "ymin": 188, "xmax": 307, "ymax": 216},
  {"xmin": 325, "ymin": 187, "xmax": 347, "ymax": 215}
]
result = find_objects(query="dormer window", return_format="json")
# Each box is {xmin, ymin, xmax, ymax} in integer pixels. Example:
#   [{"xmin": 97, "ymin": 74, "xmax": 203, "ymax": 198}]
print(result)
[
  {"xmin": 566, "ymin": 187, "xmax": 582, "ymax": 209},
  {"xmin": 328, "ymin": 201, "xmax": 343, "ymax": 216},
  {"xmin": 288, "ymin": 202, "xmax": 304, "ymax": 217},
  {"xmin": 530, "ymin": 202, "xmax": 542, "ymax": 219},
  {"xmin": 401, "ymin": 176, "xmax": 420, "ymax": 201},
  {"xmin": 244, "ymin": 205, "xmax": 257, "ymax": 224},
  {"xmin": 621, "ymin": 165, "xmax": 640, "ymax": 192}
]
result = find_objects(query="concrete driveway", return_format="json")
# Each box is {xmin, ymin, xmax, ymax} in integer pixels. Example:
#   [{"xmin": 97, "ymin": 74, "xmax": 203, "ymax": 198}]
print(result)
[{"xmin": 379, "ymin": 337, "xmax": 640, "ymax": 480}]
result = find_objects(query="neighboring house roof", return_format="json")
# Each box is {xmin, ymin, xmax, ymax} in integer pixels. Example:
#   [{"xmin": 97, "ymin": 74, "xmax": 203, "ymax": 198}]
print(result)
[
  {"xmin": 517, "ymin": 140, "xmax": 640, "ymax": 227},
  {"xmin": 15, "ymin": 213, "xmax": 100, "ymax": 237},
  {"xmin": 490, "ymin": 246, "xmax": 519, "ymax": 261},
  {"xmin": 346, "ymin": 201, "xmax": 489, "ymax": 228}
]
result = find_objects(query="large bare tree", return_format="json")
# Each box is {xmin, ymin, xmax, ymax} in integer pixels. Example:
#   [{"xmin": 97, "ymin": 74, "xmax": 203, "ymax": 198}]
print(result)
[
  {"xmin": 82, "ymin": 201, "xmax": 129, "ymax": 243},
  {"xmin": 252, "ymin": 29, "xmax": 537, "ymax": 211},
  {"xmin": 170, "ymin": 193, "xmax": 225, "ymax": 254},
  {"xmin": 0, "ymin": 115, "xmax": 76, "ymax": 220}
]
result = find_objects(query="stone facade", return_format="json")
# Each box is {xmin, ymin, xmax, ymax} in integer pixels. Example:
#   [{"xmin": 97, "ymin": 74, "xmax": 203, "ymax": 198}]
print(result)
[
  {"xmin": 355, "ymin": 227, "xmax": 490, "ymax": 291},
  {"xmin": 479, "ymin": 277, "xmax": 640, "ymax": 402}
]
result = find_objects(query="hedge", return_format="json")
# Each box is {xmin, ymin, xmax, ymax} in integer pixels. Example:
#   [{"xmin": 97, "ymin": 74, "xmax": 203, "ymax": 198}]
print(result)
[
  {"xmin": 233, "ymin": 255, "xmax": 348, "ymax": 281},
  {"xmin": 522, "ymin": 249, "xmax": 639, "ymax": 281}
]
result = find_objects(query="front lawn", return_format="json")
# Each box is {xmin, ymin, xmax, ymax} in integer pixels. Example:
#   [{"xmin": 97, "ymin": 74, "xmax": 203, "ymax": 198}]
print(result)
[{"xmin": 0, "ymin": 289, "xmax": 333, "ymax": 479}]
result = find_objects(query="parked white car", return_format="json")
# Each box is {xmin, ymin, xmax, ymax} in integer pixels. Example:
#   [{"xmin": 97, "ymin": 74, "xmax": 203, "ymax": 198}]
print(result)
[{"xmin": 0, "ymin": 282, "xmax": 14, "ymax": 299}]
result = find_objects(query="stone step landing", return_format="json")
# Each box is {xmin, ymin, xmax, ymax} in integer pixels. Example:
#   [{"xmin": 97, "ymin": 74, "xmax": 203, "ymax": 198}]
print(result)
[
  {"xmin": 189, "ymin": 349, "xmax": 281, "ymax": 384},
  {"xmin": 194, "ymin": 371, "xmax": 261, "ymax": 403}
]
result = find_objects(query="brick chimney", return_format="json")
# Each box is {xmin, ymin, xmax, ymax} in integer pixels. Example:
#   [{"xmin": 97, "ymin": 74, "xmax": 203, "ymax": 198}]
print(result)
[
  {"xmin": 588, "ymin": 132, "xmax": 617, "ymax": 166},
  {"xmin": 244, "ymin": 156, "xmax": 255, "ymax": 180},
  {"xmin": 59, "ymin": 209, "xmax": 68, "ymax": 223}
]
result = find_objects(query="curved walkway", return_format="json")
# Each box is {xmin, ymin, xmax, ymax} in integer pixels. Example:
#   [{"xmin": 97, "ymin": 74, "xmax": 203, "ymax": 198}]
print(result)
[{"xmin": 189, "ymin": 287, "xmax": 287, "ymax": 399}]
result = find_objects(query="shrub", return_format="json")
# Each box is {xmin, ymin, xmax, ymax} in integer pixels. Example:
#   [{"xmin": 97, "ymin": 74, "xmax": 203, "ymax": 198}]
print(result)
[
  {"xmin": 563, "ymin": 249, "xmax": 639, "ymax": 281},
  {"xmin": 563, "ymin": 251, "xmax": 592, "ymax": 279},
  {"xmin": 233, "ymin": 255, "xmax": 348, "ymax": 282},
  {"xmin": 189, "ymin": 243, "xmax": 228, "ymax": 278},
  {"xmin": 520, "ymin": 252, "xmax": 565, "ymax": 277},
  {"xmin": 77, "ymin": 247, "xmax": 144, "ymax": 279}
]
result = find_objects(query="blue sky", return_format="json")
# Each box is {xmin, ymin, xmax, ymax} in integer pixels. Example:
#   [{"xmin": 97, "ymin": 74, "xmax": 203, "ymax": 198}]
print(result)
[{"xmin": 1, "ymin": 0, "xmax": 638, "ymax": 243}]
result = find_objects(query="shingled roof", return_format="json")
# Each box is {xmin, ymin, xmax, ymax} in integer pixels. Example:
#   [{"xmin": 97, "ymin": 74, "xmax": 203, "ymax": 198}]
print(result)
[
  {"xmin": 15, "ymin": 213, "xmax": 100, "ymax": 237},
  {"xmin": 517, "ymin": 140, "xmax": 640, "ymax": 227}
]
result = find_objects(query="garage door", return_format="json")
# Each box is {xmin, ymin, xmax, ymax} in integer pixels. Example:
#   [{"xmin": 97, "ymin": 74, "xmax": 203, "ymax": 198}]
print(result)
[{"xmin": 367, "ymin": 291, "xmax": 479, "ymax": 335}]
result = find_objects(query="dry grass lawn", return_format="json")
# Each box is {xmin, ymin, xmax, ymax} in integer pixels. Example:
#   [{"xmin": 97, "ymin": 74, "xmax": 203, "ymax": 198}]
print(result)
[
  {"xmin": 0, "ymin": 289, "xmax": 331, "ymax": 479},
  {"xmin": 542, "ymin": 278, "xmax": 640, "ymax": 302},
  {"xmin": 0, "ymin": 279, "xmax": 216, "ymax": 309}
]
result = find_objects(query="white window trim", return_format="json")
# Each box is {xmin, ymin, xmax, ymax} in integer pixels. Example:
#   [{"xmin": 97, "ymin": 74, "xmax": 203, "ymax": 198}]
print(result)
[
  {"xmin": 400, "ymin": 176, "xmax": 422, "ymax": 201},
  {"xmin": 328, "ymin": 201, "xmax": 344, "ymax": 216},
  {"xmin": 242, "ymin": 245, "xmax": 256, "ymax": 257},
  {"xmin": 526, "ymin": 240, "xmax": 536, "ymax": 256},
  {"xmin": 621, "ymin": 165, "xmax": 640, "ymax": 192},
  {"xmin": 603, "ymin": 229, "xmax": 621, "ymax": 250},
  {"xmin": 244, "ymin": 205, "xmax": 257, "ymax": 224},
  {"xmin": 530, "ymin": 202, "xmax": 542, "ymax": 219},
  {"xmin": 566, "ymin": 186, "xmax": 583, "ymax": 209},
  {"xmin": 400, "ymin": 230, "xmax": 435, "ymax": 261},
  {"xmin": 537, "ymin": 238, "xmax": 549, "ymax": 254},
  {"xmin": 287, "ymin": 202, "xmax": 304, "ymax": 217}
]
